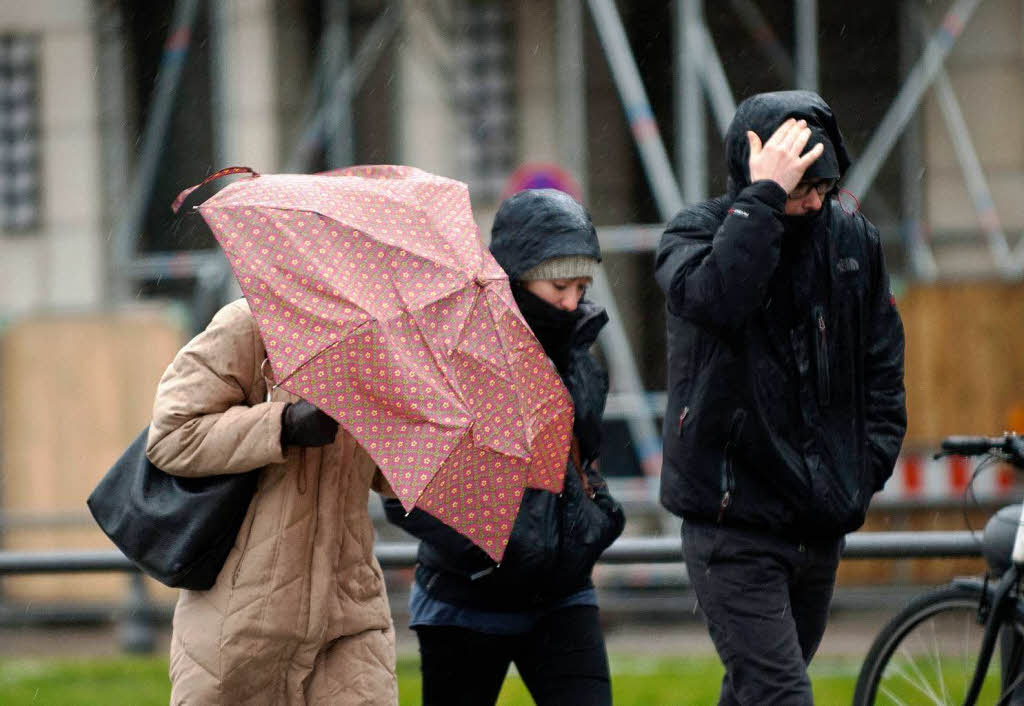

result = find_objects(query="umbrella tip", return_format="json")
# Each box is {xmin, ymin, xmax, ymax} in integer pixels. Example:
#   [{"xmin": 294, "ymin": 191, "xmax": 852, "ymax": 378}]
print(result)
[{"xmin": 475, "ymin": 276, "xmax": 488, "ymax": 288}]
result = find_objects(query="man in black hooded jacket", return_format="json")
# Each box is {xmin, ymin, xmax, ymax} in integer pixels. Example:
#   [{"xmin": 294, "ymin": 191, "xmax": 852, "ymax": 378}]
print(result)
[{"xmin": 655, "ymin": 91, "xmax": 906, "ymax": 704}]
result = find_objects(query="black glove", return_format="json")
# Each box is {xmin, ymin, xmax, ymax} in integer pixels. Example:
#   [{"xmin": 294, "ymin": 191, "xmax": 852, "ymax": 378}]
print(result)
[{"xmin": 281, "ymin": 400, "xmax": 338, "ymax": 448}]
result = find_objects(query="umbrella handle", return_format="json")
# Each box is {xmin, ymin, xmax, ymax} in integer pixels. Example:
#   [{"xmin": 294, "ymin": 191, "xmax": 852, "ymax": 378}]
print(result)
[{"xmin": 171, "ymin": 166, "xmax": 260, "ymax": 214}]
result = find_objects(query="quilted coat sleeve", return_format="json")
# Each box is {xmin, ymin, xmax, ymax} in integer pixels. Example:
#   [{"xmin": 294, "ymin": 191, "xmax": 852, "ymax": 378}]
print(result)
[
  {"xmin": 862, "ymin": 223, "xmax": 908, "ymax": 491},
  {"xmin": 146, "ymin": 301, "xmax": 289, "ymax": 477},
  {"xmin": 655, "ymin": 181, "xmax": 787, "ymax": 332}
]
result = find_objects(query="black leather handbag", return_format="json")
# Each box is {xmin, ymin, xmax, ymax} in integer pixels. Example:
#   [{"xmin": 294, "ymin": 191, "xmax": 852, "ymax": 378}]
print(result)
[{"xmin": 87, "ymin": 426, "xmax": 258, "ymax": 590}]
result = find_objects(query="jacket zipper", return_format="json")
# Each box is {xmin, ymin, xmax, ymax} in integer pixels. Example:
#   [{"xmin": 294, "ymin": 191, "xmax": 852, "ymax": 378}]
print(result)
[
  {"xmin": 548, "ymin": 481, "xmax": 567, "ymax": 601},
  {"xmin": 717, "ymin": 410, "xmax": 746, "ymax": 523},
  {"xmin": 813, "ymin": 305, "xmax": 831, "ymax": 407},
  {"xmin": 566, "ymin": 458, "xmax": 590, "ymax": 538},
  {"xmin": 717, "ymin": 443, "xmax": 734, "ymax": 523}
]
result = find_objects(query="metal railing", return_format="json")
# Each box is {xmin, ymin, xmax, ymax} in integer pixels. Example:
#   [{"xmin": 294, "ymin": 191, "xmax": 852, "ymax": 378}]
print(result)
[
  {"xmin": 0, "ymin": 531, "xmax": 984, "ymax": 653},
  {"xmin": 0, "ymin": 531, "xmax": 986, "ymax": 575}
]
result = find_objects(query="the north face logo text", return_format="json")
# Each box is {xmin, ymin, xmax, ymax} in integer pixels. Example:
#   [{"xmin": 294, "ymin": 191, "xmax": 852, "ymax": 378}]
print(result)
[{"xmin": 837, "ymin": 257, "xmax": 860, "ymax": 273}]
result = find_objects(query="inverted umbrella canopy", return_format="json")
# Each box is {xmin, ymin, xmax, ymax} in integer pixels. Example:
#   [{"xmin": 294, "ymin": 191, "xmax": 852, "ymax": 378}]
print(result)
[{"xmin": 176, "ymin": 165, "xmax": 573, "ymax": 561}]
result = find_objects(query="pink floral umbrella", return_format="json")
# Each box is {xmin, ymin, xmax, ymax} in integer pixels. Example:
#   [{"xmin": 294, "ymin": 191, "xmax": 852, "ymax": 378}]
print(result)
[{"xmin": 173, "ymin": 165, "xmax": 573, "ymax": 561}]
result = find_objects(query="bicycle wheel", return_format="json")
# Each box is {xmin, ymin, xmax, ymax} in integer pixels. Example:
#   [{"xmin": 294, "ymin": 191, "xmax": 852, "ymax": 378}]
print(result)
[{"xmin": 853, "ymin": 583, "xmax": 1024, "ymax": 706}]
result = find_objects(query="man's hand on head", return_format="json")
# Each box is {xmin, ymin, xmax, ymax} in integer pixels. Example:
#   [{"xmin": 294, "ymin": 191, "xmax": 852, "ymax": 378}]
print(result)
[{"xmin": 747, "ymin": 118, "xmax": 824, "ymax": 196}]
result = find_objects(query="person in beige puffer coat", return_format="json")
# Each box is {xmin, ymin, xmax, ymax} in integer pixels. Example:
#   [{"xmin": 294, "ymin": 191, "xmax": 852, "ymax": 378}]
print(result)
[{"xmin": 146, "ymin": 298, "xmax": 398, "ymax": 706}]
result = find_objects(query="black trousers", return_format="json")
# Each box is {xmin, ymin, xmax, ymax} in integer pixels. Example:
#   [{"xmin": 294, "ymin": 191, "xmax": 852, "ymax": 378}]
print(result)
[
  {"xmin": 414, "ymin": 604, "xmax": 612, "ymax": 706},
  {"xmin": 682, "ymin": 520, "xmax": 842, "ymax": 706}
]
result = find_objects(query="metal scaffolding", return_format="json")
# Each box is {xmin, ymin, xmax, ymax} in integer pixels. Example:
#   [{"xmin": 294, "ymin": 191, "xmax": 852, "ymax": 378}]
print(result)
[
  {"xmin": 109, "ymin": 0, "xmax": 1014, "ymax": 288},
  {"xmin": 107, "ymin": 0, "xmax": 1017, "ymax": 486},
  {"xmin": 594, "ymin": 0, "xmax": 1008, "ymax": 284}
]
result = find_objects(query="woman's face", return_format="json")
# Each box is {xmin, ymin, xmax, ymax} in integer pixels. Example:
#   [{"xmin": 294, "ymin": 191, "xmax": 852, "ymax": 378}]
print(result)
[{"xmin": 521, "ymin": 277, "xmax": 591, "ymax": 312}]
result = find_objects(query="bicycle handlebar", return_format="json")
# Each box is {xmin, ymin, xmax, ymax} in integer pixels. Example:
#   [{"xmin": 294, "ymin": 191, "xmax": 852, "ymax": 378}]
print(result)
[{"xmin": 939, "ymin": 434, "xmax": 1024, "ymax": 468}]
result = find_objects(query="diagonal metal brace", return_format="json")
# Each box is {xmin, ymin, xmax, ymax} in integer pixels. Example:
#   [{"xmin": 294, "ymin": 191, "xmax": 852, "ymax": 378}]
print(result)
[
  {"xmin": 843, "ymin": 0, "xmax": 985, "ymax": 202},
  {"xmin": 287, "ymin": 4, "xmax": 401, "ymax": 172}
]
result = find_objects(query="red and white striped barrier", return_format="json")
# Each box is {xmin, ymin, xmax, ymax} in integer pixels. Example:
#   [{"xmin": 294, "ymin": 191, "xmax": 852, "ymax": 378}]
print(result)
[{"xmin": 875, "ymin": 453, "xmax": 1019, "ymax": 504}]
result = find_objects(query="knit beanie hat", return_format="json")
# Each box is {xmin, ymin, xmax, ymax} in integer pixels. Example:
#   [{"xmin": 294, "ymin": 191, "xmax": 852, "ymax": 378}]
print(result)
[
  {"xmin": 489, "ymin": 189, "xmax": 601, "ymax": 281},
  {"xmin": 518, "ymin": 255, "xmax": 598, "ymax": 281}
]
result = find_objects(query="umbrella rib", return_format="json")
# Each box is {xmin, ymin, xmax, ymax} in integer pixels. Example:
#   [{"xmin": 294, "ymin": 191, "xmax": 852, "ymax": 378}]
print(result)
[
  {"xmin": 209, "ymin": 202, "xmax": 472, "ymax": 294},
  {"xmin": 272, "ymin": 338, "xmax": 346, "ymax": 390},
  {"xmin": 401, "ymin": 431, "xmax": 523, "ymax": 513},
  {"xmin": 302, "ymin": 203, "xmax": 474, "ymax": 315},
  {"xmin": 220, "ymin": 200, "xmax": 469, "ymax": 275},
  {"xmin": 472, "ymin": 287, "xmax": 535, "ymax": 419},
  {"xmin": 397, "ymin": 283, "xmax": 481, "ymax": 404},
  {"xmin": 283, "ymin": 326, "xmax": 469, "ymax": 431}
]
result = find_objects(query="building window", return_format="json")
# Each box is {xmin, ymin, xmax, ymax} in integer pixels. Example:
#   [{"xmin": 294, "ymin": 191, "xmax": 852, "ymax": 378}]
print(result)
[
  {"xmin": 453, "ymin": 1, "xmax": 515, "ymax": 200},
  {"xmin": 0, "ymin": 34, "xmax": 40, "ymax": 232}
]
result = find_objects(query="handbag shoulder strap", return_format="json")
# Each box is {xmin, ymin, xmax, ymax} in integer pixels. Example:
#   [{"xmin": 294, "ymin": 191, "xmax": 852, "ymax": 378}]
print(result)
[{"xmin": 260, "ymin": 358, "xmax": 276, "ymax": 403}]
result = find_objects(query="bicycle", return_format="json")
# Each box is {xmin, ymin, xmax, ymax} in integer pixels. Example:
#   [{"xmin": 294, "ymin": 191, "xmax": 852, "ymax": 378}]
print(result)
[{"xmin": 853, "ymin": 433, "xmax": 1024, "ymax": 706}]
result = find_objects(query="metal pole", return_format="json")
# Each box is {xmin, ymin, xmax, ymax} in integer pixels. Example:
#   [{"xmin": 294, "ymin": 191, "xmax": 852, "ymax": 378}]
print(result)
[
  {"xmin": 118, "ymin": 573, "xmax": 156, "ymax": 654},
  {"xmin": 932, "ymin": 70, "xmax": 1019, "ymax": 277},
  {"xmin": 587, "ymin": 0, "xmax": 684, "ymax": 217},
  {"xmin": 209, "ymin": 0, "xmax": 234, "ymax": 165},
  {"xmin": 286, "ymin": 4, "xmax": 399, "ymax": 172},
  {"xmin": 695, "ymin": 23, "xmax": 736, "ymax": 137},
  {"xmin": 285, "ymin": 55, "xmax": 327, "ymax": 173},
  {"xmin": 111, "ymin": 0, "xmax": 203, "ymax": 286},
  {"xmin": 727, "ymin": 0, "xmax": 795, "ymax": 84},
  {"xmin": 205, "ymin": 0, "xmax": 241, "ymax": 314},
  {"xmin": 95, "ymin": 0, "xmax": 133, "ymax": 304},
  {"xmin": 794, "ymin": 0, "xmax": 818, "ymax": 91},
  {"xmin": 557, "ymin": 0, "xmax": 588, "ymax": 198},
  {"xmin": 189, "ymin": 258, "xmax": 234, "ymax": 334},
  {"xmin": 590, "ymin": 270, "xmax": 664, "ymax": 478},
  {"xmin": 899, "ymin": 2, "xmax": 939, "ymax": 281},
  {"xmin": 585, "ymin": 0, "xmax": 672, "ymax": 479},
  {"xmin": 907, "ymin": 3, "xmax": 1014, "ymax": 277},
  {"xmin": 843, "ymin": 0, "xmax": 985, "ymax": 202},
  {"xmin": 677, "ymin": 0, "xmax": 706, "ymax": 203},
  {"xmin": 323, "ymin": 0, "xmax": 354, "ymax": 168}
]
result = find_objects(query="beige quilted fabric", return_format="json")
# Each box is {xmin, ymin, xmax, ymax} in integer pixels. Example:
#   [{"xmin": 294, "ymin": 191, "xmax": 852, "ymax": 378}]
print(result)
[{"xmin": 148, "ymin": 300, "xmax": 397, "ymax": 705}]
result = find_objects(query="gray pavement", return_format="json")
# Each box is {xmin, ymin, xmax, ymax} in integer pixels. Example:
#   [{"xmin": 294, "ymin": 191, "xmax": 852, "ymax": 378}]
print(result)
[{"xmin": 0, "ymin": 603, "xmax": 894, "ymax": 661}]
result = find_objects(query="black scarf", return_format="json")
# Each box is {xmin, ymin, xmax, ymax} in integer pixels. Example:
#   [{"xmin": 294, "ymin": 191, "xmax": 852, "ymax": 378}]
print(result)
[{"xmin": 512, "ymin": 284, "xmax": 584, "ymax": 374}]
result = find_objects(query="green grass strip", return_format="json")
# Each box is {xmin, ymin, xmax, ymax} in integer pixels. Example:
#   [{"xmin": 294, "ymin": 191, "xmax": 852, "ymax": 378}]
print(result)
[{"xmin": 0, "ymin": 654, "xmax": 862, "ymax": 705}]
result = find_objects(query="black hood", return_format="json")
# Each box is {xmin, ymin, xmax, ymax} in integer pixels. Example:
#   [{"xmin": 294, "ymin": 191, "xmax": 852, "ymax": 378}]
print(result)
[
  {"xmin": 489, "ymin": 189, "xmax": 601, "ymax": 281},
  {"xmin": 724, "ymin": 90, "xmax": 851, "ymax": 197}
]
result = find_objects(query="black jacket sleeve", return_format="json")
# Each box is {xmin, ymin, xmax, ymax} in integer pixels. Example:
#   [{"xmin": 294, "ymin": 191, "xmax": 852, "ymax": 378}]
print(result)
[
  {"xmin": 655, "ymin": 181, "xmax": 787, "ymax": 332},
  {"xmin": 587, "ymin": 465, "xmax": 626, "ymax": 549},
  {"xmin": 862, "ymin": 224, "xmax": 908, "ymax": 491},
  {"xmin": 382, "ymin": 497, "xmax": 485, "ymax": 558}
]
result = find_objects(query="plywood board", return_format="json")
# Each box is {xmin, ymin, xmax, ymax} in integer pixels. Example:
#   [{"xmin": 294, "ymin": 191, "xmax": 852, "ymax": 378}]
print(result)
[{"xmin": 1, "ymin": 307, "xmax": 185, "ymax": 602}]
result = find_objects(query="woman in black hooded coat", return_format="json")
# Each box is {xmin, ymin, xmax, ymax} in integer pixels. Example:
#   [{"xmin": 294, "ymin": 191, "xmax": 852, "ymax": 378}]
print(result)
[{"xmin": 384, "ymin": 188, "xmax": 625, "ymax": 706}]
